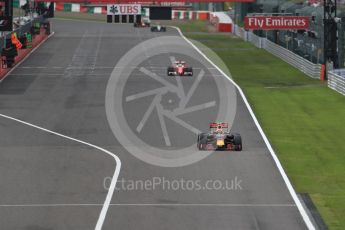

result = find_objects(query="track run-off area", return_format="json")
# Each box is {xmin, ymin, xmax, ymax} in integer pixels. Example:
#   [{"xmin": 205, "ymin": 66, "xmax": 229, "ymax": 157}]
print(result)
[{"xmin": 0, "ymin": 19, "xmax": 312, "ymax": 230}]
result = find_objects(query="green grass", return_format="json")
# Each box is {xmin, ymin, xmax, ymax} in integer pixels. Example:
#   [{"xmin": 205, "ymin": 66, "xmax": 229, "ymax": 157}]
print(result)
[
  {"xmin": 179, "ymin": 22, "xmax": 345, "ymax": 229},
  {"xmin": 55, "ymin": 11, "xmax": 106, "ymax": 22},
  {"xmin": 169, "ymin": 20, "xmax": 209, "ymax": 33}
]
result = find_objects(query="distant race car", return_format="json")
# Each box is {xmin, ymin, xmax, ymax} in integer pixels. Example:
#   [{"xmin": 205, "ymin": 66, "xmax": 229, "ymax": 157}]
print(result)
[
  {"xmin": 134, "ymin": 18, "xmax": 150, "ymax": 27},
  {"xmin": 167, "ymin": 61, "xmax": 193, "ymax": 76},
  {"xmin": 151, "ymin": 25, "xmax": 166, "ymax": 32},
  {"xmin": 197, "ymin": 122, "xmax": 242, "ymax": 151}
]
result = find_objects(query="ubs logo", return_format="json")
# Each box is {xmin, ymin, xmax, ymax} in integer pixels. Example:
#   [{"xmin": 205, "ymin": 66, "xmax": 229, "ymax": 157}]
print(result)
[
  {"xmin": 109, "ymin": 5, "xmax": 118, "ymax": 14},
  {"xmin": 108, "ymin": 4, "xmax": 140, "ymax": 15}
]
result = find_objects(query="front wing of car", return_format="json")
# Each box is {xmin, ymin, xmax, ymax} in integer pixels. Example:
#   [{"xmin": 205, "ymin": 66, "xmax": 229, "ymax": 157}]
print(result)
[
  {"xmin": 167, "ymin": 68, "xmax": 193, "ymax": 76},
  {"xmin": 151, "ymin": 27, "xmax": 166, "ymax": 32}
]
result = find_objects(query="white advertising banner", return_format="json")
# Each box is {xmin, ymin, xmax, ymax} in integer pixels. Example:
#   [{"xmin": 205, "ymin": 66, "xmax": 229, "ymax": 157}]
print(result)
[{"xmin": 107, "ymin": 4, "xmax": 141, "ymax": 15}]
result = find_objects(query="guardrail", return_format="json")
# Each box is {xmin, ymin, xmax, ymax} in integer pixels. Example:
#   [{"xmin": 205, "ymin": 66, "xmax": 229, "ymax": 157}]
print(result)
[
  {"xmin": 247, "ymin": 32, "xmax": 265, "ymax": 49},
  {"xmin": 264, "ymin": 39, "xmax": 321, "ymax": 79},
  {"xmin": 233, "ymin": 25, "xmax": 248, "ymax": 41},
  {"xmin": 328, "ymin": 69, "xmax": 345, "ymax": 96},
  {"xmin": 232, "ymin": 24, "xmax": 321, "ymax": 79}
]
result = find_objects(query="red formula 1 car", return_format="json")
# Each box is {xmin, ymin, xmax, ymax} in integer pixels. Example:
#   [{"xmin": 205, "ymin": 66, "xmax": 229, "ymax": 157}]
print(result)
[
  {"xmin": 167, "ymin": 61, "xmax": 193, "ymax": 77},
  {"xmin": 197, "ymin": 122, "xmax": 242, "ymax": 151}
]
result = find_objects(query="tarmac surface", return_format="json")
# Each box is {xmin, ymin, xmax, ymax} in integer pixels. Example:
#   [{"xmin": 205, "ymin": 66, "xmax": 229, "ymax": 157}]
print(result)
[{"xmin": 0, "ymin": 19, "xmax": 308, "ymax": 230}]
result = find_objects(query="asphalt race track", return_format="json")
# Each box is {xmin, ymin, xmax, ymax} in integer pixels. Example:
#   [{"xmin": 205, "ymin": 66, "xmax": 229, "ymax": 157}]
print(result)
[{"xmin": 0, "ymin": 19, "xmax": 308, "ymax": 230}]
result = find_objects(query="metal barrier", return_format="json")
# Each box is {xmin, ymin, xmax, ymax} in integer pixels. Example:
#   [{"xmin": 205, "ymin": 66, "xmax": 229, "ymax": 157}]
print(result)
[
  {"xmin": 247, "ymin": 32, "xmax": 264, "ymax": 49},
  {"xmin": 328, "ymin": 69, "xmax": 345, "ymax": 96},
  {"xmin": 264, "ymin": 39, "xmax": 321, "ymax": 79},
  {"xmin": 232, "ymin": 25, "xmax": 322, "ymax": 79},
  {"xmin": 233, "ymin": 25, "xmax": 248, "ymax": 41}
]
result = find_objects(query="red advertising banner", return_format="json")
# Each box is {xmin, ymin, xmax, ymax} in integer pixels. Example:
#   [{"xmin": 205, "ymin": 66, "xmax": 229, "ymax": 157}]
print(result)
[{"xmin": 244, "ymin": 16, "xmax": 310, "ymax": 30}]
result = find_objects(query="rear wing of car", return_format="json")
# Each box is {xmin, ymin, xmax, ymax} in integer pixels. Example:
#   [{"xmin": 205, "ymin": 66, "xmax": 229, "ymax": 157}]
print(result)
[{"xmin": 209, "ymin": 122, "xmax": 228, "ymax": 128}]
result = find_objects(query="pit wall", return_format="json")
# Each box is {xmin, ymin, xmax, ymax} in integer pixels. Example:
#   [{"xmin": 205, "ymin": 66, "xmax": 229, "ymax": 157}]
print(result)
[{"xmin": 0, "ymin": 26, "xmax": 51, "ymax": 81}]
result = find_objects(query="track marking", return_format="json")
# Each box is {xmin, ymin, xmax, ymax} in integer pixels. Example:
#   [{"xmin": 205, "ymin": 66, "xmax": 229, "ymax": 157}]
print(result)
[
  {"xmin": 136, "ymin": 95, "xmax": 160, "ymax": 133},
  {"xmin": 90, "ymin": 29, "xmax": 102, "ymax": 74},
  {"xmin": 0, "ymin": 114, "xmax": 121, "ymax": 230},
  {"xmin": 140, "ymin": 67, "xmax": 179, "ymax": 91},
  {"xmin": 0, "ymin": 203, "xmax": 297, "ymax": 207},
  {"xmin": 0, "ymin": 27, "xmax": 120, "ymax": 230},
  {"xmin": 19, "ymin": 66, "xmax": 63, "ymax": 69},
  {"xmin": 9, "ymin": 73, "xmax": 64, "ymax": 76},
  {"xmin": 179, "ymin": 69, "xmax": 205, "ymax": 109},
  {"xmin": 162, "ymin": 110, "xmax": 201, "ymax": 134},
  {"xmin": 171, "ymin": 26, "xmax": 315, "ymax": 230},
  {"xmin": 157, "ymin": 105, "xmax": 171, "ymax": 146},
  {"xmin": 126, "ymin": 88, "xmax": 167, "ymax": 102},
  {"xmin": 173, "ymin": 101, "xmax": 216, "ymax": 116}
]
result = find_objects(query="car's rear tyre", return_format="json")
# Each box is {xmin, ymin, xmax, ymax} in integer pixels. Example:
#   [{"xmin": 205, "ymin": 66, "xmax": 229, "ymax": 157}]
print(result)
[
  {"xmin": 233, "ymin": 134, "xmax": 242, "ymax": 151},
  {"xmin": 167, "ymin": 67, "xmax": 174, "ymax": 76},
  {"xmin": 185, "ymin": 67, "xmax": 193, "ymax": 76},
  {"xmin": 197, "ymin": 133, "xmax": 206, "ymax": 150}
]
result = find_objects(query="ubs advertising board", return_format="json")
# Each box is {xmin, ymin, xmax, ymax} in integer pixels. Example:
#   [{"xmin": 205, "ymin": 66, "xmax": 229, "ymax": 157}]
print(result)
[
  {"xmin": 107, "ymin": 4, "xmax": 141, "ymax": 15},
  {"xmin": 244, "ymin": 16, "xmax": 310, "ymax": 30}
]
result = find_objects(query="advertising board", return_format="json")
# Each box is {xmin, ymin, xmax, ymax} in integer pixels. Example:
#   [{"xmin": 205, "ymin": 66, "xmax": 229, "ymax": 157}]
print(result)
[
  {"xmin": 244, "ymin": 16, "xmax": 310, "ymax": 30},
  {"xmin": 107, "ymin": 4, "xmax": 141, "ymax": 15}
]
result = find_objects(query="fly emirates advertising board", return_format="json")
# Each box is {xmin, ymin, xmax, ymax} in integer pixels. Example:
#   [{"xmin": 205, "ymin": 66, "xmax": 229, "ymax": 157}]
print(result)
[{"xmin": 244, "ymin": 16, "xmax": 310, "ymax": 30}]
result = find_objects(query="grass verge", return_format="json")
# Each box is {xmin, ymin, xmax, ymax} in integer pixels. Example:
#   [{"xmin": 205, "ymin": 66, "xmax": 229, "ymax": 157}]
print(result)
[
  {"xmin": 178, "ymin": 21, "xmax": 345, "ymax": 230},
  {"xmin": 55, "ymin": 11, "xmax": 106, "ymax": 22}
]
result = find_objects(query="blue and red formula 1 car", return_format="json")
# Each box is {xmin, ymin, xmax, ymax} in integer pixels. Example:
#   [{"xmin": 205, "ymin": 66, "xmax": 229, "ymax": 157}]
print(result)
[{"xmin": 197, "ymin": 122, "xmax": 242, "ymax": 151}]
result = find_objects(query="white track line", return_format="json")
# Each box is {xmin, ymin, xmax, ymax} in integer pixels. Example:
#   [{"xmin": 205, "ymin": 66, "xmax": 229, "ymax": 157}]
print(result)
[
  {"xmin": 0, "ymin": 32, "xmax": 55, "ymax": 83},
  {"xmin": 171, "ymin": 26, "xmax": 315, "ymax": 230},
  {"xmin": 0, "ymin": 115, "xmax": 121, "ymax": 230},
  {"xmin": 0, "ymin": 203, "xmax": 296, "ymax": 207},
  {"xmin": 0, "ymin": 27, "xmax": 123, "ymax": 229},
  {"xmin": 0, "ymin": 29, "xmax": 122, "ymax": 230}
]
